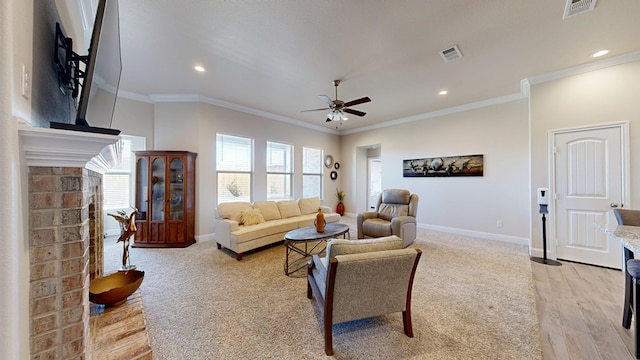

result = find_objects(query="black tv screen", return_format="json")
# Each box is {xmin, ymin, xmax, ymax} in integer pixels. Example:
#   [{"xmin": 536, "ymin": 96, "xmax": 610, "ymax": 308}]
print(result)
[{"xmin": 51, "ymin": 0, "xmax": 121, "ymax": 135}]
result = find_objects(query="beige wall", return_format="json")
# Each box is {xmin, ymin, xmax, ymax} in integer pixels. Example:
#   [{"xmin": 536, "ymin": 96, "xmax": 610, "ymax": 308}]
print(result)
[
  {"xmin": 10, "ymin": 0, "xmax": 32, "ymax": 121},
  {"xmin": 3, "ymin": 0, "xmax": 33, "ymax": 358},
  {"xmin": 341, "ymin": 99, "xmax": 530, "ymax": 242},
  {"xmin": 153, "ymin": 101, "xmax": 341, "ymax": 238},
  {"xmin": 530, "ymin": 60, "xmax": 640, "ymax": 255},
  {"xmin": 112, "ymin": 96, "xmax": 155, "ymax": 145}
]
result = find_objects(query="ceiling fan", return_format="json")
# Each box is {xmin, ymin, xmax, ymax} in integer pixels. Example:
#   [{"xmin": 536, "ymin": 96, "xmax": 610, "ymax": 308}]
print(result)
[{"xmin": 302, "ymin": 80, "xmax": 371, "ymax": 122}]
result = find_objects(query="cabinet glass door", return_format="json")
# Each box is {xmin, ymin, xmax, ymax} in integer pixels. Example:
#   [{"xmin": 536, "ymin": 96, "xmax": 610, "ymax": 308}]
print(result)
[
  {"xmin": 169, "ymin": 157, "xmax": 184, "ymax": 221},
  {"xmin": 135, "ymin": 157, "xmax": 148, "ymax": 220},
  {"xmin": 151, "ymin": 157, "xmax": 165, "ymax": 221}
]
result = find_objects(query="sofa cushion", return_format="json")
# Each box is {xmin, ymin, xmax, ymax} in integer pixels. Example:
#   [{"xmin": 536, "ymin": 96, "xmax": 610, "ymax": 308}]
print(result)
[
  {"xmin": 240, "ymin": 209, "xmax": 265, "ymax": 225},
  {"xmin": 277, "ymin": 200, "xmax": 302, "ymax": 218},
  {"xmin": 326, "ymin": 236, "xmax": 403, "ymax": 262},
  {"xmin": 298, "ymin": 197, "xmax": 320, "ymax": 215},
  {"xmin": 253, "ymin": 201, "xmax": 281, "ymax": 221},
  {"xmin": 362, "ymin": 217, "xmax": 393, "ymax": 237},
  {"xmin": 232, "ymin": 218, "xmax": 299, "ymax": 243},
  {"xmin": 218, "ymin": 202, "xmax": 253, "ymax": 223}
]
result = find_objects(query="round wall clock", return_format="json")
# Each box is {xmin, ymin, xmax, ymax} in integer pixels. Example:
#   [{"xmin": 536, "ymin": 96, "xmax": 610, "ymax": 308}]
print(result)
[{"xmin": 324, "ymin": 155, "xmax": 334, "ymax": 168}]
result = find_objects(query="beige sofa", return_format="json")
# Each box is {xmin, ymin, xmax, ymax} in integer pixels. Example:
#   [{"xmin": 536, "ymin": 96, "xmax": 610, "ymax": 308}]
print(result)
[{"xmin": 214, "ymin": 197, "xmax": 340, "ymax": 260}]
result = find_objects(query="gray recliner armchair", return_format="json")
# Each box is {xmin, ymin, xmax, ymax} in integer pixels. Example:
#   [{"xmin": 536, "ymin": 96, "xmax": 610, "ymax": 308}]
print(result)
[{"xmin": 357, "ymin": 189, "xmax": 418, "ymax": 247}]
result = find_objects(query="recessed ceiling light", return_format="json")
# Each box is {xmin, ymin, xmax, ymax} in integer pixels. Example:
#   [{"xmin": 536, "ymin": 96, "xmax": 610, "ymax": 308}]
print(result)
[
  {"xmin": 439, "ymin": 90, "xmax": 448, "ymax": 95},
  {"xmin": 194, "ymin": 65, "xmax": 205, "ymax": 72},
  {"xmin": 592, "ymin": 50, "xmax": 609, "ymax": 58}
]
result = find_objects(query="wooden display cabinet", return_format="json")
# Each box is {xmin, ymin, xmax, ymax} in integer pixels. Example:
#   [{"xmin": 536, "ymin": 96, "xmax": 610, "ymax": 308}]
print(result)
[{"xmin": 133, "ymin": 151, "xmax": 197, "ymax": 248}]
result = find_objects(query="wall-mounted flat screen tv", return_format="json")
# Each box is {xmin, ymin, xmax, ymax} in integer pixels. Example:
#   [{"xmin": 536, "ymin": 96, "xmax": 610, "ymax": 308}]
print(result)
[{"xmin": 51, "ymin": 0, "xmax": 121, "ymax": 135}]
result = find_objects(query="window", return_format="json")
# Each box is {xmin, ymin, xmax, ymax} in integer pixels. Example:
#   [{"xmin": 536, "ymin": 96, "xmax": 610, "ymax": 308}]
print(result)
[
  {"xmin": 217, "ymin": 134, "xmax": 253, "ymax": 203},
  {"xmin": 103, "ymin": 135, "xmax": 146, "ymax": 209},
  {"xmin": 302, "ymin": 146, "xmax": 323, "ymax": 199},
  {"xmin": 266, "ymin": 141, "xmax": 293, "ymax": 200}
]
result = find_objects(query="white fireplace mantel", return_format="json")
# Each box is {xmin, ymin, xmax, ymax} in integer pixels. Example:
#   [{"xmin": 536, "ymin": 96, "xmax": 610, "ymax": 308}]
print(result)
[{"xmin": 18, "ymin": 124, "xmax": 121, "ymax": 173}]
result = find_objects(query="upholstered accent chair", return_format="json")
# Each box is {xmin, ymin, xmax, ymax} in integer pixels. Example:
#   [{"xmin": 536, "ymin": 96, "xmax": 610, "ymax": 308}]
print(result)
[
  {"xmin": 306, "ymin": 236, "xmax": 422, "ymax": 356},
  {"xmin": 357, "ymin": 189, "xmax": 419, "ymax": 247}
]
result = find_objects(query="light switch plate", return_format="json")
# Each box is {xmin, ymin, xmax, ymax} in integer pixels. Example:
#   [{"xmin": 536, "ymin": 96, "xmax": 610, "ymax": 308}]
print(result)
[{"xmin": 21, "ymin": 64, "xmax": 30, "ymax": 100}]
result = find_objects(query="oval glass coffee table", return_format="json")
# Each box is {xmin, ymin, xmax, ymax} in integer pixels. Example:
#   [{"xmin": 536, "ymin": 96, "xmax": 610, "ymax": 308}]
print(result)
[{"xmin": 283, "ymin": 223, "xmax": 350, "ymax": 276}]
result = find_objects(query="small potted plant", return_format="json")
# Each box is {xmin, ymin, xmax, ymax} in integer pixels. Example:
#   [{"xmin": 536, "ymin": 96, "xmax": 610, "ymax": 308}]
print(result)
[{"xmin": 336, "ymin": 188, "xmax": 345, "ymax": 216}]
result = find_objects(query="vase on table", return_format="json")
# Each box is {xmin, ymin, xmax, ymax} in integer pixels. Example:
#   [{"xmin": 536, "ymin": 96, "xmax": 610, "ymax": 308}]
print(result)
[
  {"xmin": 336, "ymin": 201, "xmax": 345, "ymax": 216},
  {"xmin": 315, "ymin": 208, "xmax": 326, "ymax": 233}
]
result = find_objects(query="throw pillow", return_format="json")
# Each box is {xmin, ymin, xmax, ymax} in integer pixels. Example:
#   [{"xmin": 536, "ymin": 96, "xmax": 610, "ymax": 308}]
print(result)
[{"xmin": 240, "ymin": 209, "xmax": 265, "ymax": 226}]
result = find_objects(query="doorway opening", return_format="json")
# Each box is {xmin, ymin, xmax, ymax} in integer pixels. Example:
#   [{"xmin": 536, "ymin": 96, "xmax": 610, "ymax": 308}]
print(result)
[{"xmin": 368, "ymin": 158, "xmax": 382, "ymax": 210}]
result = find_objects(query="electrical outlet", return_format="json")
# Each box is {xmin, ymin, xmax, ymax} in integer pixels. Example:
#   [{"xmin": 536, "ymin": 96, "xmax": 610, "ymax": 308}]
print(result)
[
  {"xmin": 21, "ymin": 64, "xmax": 30, "ymax": 100},
  {"xmin": 496, "ymin": 220, "xmax": 503, "ymax": 228}
]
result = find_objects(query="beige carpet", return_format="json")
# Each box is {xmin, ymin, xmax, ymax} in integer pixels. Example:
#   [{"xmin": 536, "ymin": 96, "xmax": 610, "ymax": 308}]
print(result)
[{"xmin": 104, "ymin": 219, "xmax": 542, "ymax": 359}]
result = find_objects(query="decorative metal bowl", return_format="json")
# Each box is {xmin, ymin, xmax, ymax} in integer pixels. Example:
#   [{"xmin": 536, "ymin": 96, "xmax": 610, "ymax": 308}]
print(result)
[{"xmin": 89, "ymin": 270, "xmax": 145, "ymax": 307}]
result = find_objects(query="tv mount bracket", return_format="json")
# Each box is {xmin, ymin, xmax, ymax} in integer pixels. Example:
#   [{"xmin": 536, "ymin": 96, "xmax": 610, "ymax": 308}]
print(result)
[{"xmin": 54, "ymin": 23, "xmax": 89, "ymax": 99}]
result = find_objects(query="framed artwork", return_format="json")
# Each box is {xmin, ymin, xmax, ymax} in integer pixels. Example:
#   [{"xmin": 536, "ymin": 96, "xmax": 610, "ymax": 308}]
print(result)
[{"xmin": 403, "ymin": 154, "xmax": 483, "ymax": 177}]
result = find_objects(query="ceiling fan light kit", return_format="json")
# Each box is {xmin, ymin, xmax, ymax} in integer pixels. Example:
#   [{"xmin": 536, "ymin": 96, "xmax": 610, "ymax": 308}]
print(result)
[
  {"xmin": 327, "ymin": 110, "xmax": 348, "ymax": 122},
  {"xmin": 302, "ymin": 79, "xmax": 371, "ymax": 123}
]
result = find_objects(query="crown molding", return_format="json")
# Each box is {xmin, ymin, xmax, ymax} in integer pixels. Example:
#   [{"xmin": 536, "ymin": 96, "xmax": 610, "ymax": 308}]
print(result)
[
  {"xmin": 341, "ymin": 92, "xmax": 527, "ymax": 135},
  {"xmin": 114, "ymin": 50, "xmax": 640, "ymax": 136},
  {"xmin": 116, "ymin": 89, "xmax": 154, "ymax": 103},
  {"xmin": 147, "ymin": 93, "xmax": 340, "ymax": 135},
  {"xmin": 526, "ymin": 50, "xmax": 640, "ymax": 86}
]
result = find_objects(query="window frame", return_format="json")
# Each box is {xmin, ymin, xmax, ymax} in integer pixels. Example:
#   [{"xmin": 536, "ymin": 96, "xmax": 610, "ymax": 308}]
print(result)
[
  {"xmin": 266, "ymin": 140, "xmax": 293, "ymax": 201},
  {"xmin": 216, "ymin": 133, "xmax": 254, "ymax": 204},
  {"xmin": 103, "ymin": 136, "xmax": 136, "ymax": 210},
  {"xmin": 302, "ymin": 146, "xmax": 324, "ymax": 200}
]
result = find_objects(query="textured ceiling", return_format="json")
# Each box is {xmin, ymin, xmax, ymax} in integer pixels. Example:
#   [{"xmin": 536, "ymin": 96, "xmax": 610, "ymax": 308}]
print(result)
[{"xmin": 115, "ymin": 0, "xmax": 640, "ymax": 132}]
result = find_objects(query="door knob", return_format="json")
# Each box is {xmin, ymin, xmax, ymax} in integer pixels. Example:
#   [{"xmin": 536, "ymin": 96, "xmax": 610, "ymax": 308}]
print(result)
[{"xmin": 610, "ymin": 203, "xmax": 619, "ymax": 208}]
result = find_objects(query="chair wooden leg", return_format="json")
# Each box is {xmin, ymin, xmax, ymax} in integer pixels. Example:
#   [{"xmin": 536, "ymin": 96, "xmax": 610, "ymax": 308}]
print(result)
[
  {"xmin": 624, "ymin": 272, "xmax": 633, "ymax": 329},
  {"xmin": 324, "ymin": 322, "xmax": 333, "ymax": 356},
  {"xmin": 403, "ymin": 309, "xmax": 414, "ymax": 337},
  {"xmin": 635, "ymin": 279, "xmax": 640, "ymax": 359}
]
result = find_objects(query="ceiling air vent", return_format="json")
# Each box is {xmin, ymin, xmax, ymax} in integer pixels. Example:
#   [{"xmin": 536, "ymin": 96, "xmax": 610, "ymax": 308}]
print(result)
[
  {"xmin": 563, "ymin": 0, "xmax": 597, "ymax": 19},
  {"xmin": 440, "ymin": 45, "xmax": 462, "ymax": 63}
]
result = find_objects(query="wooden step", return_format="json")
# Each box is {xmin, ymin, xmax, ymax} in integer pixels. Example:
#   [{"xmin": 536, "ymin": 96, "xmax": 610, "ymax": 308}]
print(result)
[{"xmin": 90, "ymin": 291, "xmax": 152, "ymax": 360}]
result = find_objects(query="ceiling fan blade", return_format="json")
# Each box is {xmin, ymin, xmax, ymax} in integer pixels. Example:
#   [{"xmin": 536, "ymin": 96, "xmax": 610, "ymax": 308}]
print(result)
[
  {"xmin": 343, "ymin": 96, "xmax": 371, "ymax": 107},
  {"xmin": 301, "ymin": 107, "xmax": 331, "ymax": 112},
  {"xmin": 343, "ymin": 108, "xmax": 366, "ymax": 117},
  {"xmin": 318, "ymin": 95, "xmax": 334, "ymax": 106}
]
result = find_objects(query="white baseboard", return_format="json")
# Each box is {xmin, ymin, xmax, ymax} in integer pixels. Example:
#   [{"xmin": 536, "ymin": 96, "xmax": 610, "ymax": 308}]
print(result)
[
  {"xmin": 104, "ymin": 229, "xmax": 120, "ymax": 237},
  {"xmin": 196, "ymin": 232, "xmax": 216, "ymax": 242},
  {"xmin": 528, "ymin": 247, "xmax": 557, "ymax": 259},
  {"xmin": 418, "ymin": 223, "xmax": 530, "ymax": 246}
]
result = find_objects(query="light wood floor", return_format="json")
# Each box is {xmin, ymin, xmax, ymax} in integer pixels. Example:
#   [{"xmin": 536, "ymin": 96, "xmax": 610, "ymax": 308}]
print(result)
[{"xmin": 533, "ymin": 259, "xmax": 636, "ymax": 359}]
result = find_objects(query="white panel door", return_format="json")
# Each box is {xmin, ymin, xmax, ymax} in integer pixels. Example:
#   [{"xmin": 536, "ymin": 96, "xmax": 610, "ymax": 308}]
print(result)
[{"xmin": 554, "ymin": 126, "xmax": 624, "ymax": 269}]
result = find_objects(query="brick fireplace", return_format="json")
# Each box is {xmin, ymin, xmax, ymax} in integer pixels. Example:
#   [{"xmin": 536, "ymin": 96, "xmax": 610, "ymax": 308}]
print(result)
[{"xmin": 20, "ymin": 125, "xmax": 120, "ymax": 359}]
